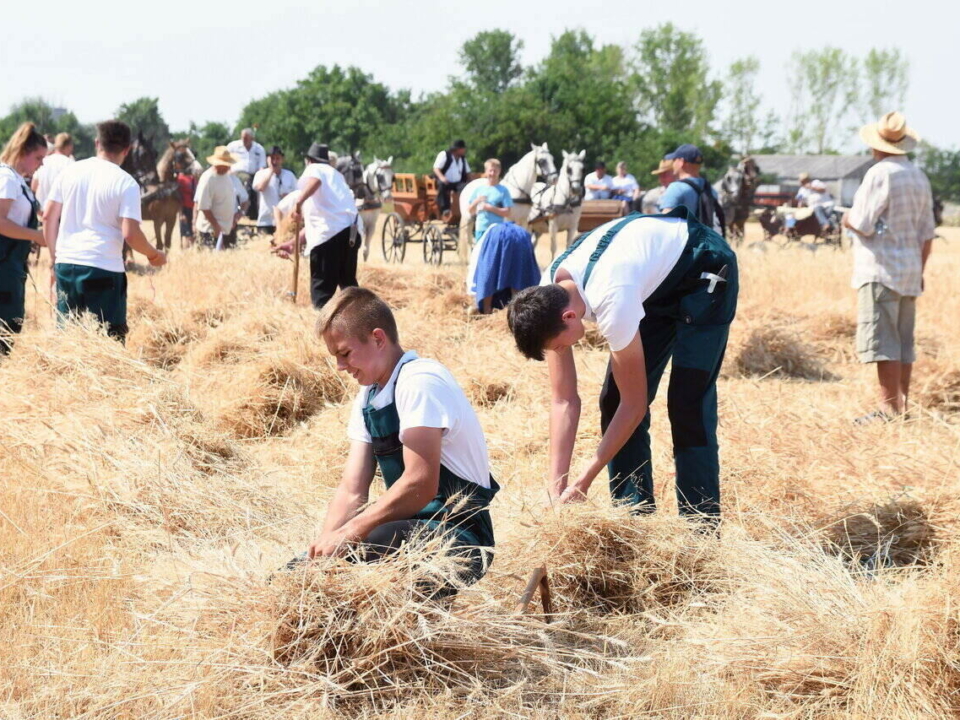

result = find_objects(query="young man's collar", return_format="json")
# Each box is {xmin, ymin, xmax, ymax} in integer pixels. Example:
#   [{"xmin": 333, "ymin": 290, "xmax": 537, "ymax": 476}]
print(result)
[{"xmin": 369, "ymin": 350, "xmax": 419, "ymax": 409}]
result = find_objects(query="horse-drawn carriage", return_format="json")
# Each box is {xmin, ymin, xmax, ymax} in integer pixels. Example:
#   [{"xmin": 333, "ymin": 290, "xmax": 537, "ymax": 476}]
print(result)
[{"xmin": 381, "ymin": 173, "xmax": 476, "ymax": 265}]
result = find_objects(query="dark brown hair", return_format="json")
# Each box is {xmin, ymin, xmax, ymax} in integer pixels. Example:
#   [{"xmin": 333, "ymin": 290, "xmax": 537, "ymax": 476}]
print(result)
[{"xmin": 97, "ymin": 120, "xmax": 132, "ymax": 154}]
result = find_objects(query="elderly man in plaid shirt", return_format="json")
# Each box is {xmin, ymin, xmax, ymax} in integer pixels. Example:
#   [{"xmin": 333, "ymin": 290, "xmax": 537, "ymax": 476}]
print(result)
[{"xmin": 843, "ymin": 112, "xmax": 936, "ymax": 422}]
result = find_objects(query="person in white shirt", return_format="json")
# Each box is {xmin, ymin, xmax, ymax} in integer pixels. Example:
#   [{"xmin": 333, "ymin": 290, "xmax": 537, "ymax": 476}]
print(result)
[
  {"xmin": 584, "ymin": 161, "xmax": 614, "ymax": 200},
  {"xmin": 805, "ymin": 179, "xmax": 836, "ymax": 230},
  {"xmin": 794, "ymin": 173, "xmax": 812, "ymax": 206},
  {"xmin": 433, "ymin": 139, "xmax": 470, "ymax": 217},
  {"xmin": 227, "ymin": 128, "xmax": 267, "ymax": 222},
  {"xmin": 43, "ymin": 120, "xmax": 166, "ymax": 342},
  {"xmin": 0, "ymin": 122, "xmax": 48, "ymax": 353},
  {"xmin": 292, "ymin": 142, "xmax": 359, "ymax": 309},
  {"xmin": 194, "ymin": 146, "xmax": 247, "ymax": 249},
  {"xmin": 31, "ymin": 132, "xmax": 74, "ymax": 214},
  {"xmin": 507, "ymin": 208, "xmax": 738, "ymax": 524},
  {"xmin": 298, "ymin": 287, "xmax": 498, "ymax": 597},
  {"xmin": 610, "ymin": 161, "xmax": 641, "ymax": 210},
  {"xmin": 252, "ymin": 145, "xmax": 297, "ymax": 234}
]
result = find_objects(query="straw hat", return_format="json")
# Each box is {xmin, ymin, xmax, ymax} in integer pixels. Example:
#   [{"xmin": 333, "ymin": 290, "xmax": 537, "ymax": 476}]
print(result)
[
  {"xmin": 859, "ymin": 111, "xmax": 919, "ymax": 155},
  {"xmin": 207, "ymin": 146, "xmax": 237, "ymax": 167},
  {"xmin": 651, "ymin": 158, "xmax": 673, "ymax": 175}
]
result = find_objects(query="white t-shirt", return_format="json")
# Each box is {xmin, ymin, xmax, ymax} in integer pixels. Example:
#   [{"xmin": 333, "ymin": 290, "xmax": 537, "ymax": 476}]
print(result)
[
  {"xmin": 347, "ymin": 351, "xmax": 491, "ymax": 489},
  {"xmin": 299, "ymin": 162, "xmax": 357, "ymax": 251},
  {"xmin": 33, "ymin": 152, "xmax": 74, "ymax": 207},
  {"xmin": 433, "ymin": 150, "xmax": 470, "ymax": 184},
  {"xmin": 226, "ymin": 140, "xmax": 266, "ymax": 175},
  {"xmin": 50, "ymin": 157, "xmax": 142, "ymax": 273},
  {"xmin": 611, "ymin": 173, "xmax": 639, "ymax": 199},
  {"xmin": 584, "ymin": 172, "xmax": 614, "ymax": 200},
  {"xmin": 0, "ymin": 164, "xmax": 36, "ymax": 227},
  {"xmin": 543, "ymin": 216, "xmax": 688, "ymax": 352},
  {"xmin": 195, "ymin": 168, "xmax": 240, "ymax": 233},
  {"xmin": 253, "ymin": 167, "xmax": 298, "ymax": 226}
]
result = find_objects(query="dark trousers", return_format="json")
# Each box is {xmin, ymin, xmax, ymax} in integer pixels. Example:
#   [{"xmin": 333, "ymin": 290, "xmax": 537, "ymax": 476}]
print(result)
[
  {"xmin": 437, "ymin": 181, "xmax": 465, "ymax": 214},
  {"xmin": 599, "ymin": 228, "xmax": 738, "ymax": 519},
  {"xmin": 179, "ymin": 207, "xmax": 194, "ymax": 238},
  {"xmin": 198, "ymin": 230, "xmax": 237, "ymax": 249},
  {"xmin": 310, "ymin": 225, "xmax": 359, "ymax": 309},
  {"xmin": 55, "ymin": 263, "xmax": 128, "ymax": 342}
]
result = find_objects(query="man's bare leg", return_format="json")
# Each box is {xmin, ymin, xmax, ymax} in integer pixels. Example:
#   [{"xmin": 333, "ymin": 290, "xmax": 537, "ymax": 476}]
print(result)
[
  {"xmin": 877, "ymin": 360, "xmax": 904, "ymax": 415},
  {"xmin": 900, "ymin": 362, "xmax": 913, "ymax": 410}
]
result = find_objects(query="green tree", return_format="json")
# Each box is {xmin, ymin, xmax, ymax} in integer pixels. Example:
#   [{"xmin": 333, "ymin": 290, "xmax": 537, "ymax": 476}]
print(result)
[
  {"xmin": 180, "ymin": 121, "xmax": 231, "ymax": 168},
  {"xmin": 0, "ymin": 98, "xmax": 95, "ymax": 157},
  {"xmin": 631, "ymin": 23, "xmax": 721, "ymax": 138},
  {"xmin": 721, "ymin": 56, "xmax": 762, "ymax": 155},
  {"xmin": 785, "ymin": 48, "xmax": 858, "ymax": 153},
  {"xmin": 919, "ymin": 144, "xmax": 960, "ymax": 203},
  {"xmin": 115, "ymin": 97, "xmax": 171, "ymax": 147},
  {"xmin": 859, "ymin": 48, "xmax": 909, "ymax": 122},
  {"xmin": 458, "ymin": 30, "xmax": 524, "ymax": 94}
]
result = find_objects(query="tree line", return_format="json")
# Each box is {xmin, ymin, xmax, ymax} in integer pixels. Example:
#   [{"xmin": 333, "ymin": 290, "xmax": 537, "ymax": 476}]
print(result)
[{"xmin": 3, "ymin": 26, "xmax": 958, "ymax": 201}]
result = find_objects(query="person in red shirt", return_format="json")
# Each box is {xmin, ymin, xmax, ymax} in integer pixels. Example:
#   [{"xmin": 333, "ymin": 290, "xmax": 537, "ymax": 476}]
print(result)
[{"xmin": 176, "ymin": 167, "xmax": 198, "ymax": 246}]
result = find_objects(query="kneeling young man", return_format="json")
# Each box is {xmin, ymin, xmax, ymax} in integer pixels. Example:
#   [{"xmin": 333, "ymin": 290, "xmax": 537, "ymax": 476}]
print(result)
[
  {"xmin": 309, "ymin": 287, "xmax": 499, "ymax": 590},
  {"xmin": 507, "ymin": 206, "xmax": 738, "ymax": 520}
]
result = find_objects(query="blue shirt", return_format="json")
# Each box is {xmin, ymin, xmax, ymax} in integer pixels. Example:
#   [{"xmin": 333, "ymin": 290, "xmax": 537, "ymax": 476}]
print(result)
[
  {"xmin": 657, "ymin": 177, "xmax": 717, "ymax": 220},
  {"xmin": 471, "ymin": 183, "xmax": 513, "ymax": 238}
]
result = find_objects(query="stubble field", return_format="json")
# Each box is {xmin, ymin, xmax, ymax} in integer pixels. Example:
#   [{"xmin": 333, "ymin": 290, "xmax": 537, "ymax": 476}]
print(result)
[{"xmin": 1, "ymin": 221, "xmax": 959, "ymax": 718}]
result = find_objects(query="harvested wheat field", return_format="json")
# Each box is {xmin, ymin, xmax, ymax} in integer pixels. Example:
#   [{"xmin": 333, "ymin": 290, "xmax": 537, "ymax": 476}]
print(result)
[{"xmin": 2, "ymin": 223, "xmax": 960, "ymax": 719}]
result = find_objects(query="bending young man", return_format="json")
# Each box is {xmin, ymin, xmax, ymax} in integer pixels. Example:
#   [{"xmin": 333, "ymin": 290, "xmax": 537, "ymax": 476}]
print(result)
[
  {"xmin": 308, "ymin": 288, "xmax": 499, "ymax": 593},
  {"xmin": 507, "ymin": 207, "xmax": 738, "ymax": 520}
]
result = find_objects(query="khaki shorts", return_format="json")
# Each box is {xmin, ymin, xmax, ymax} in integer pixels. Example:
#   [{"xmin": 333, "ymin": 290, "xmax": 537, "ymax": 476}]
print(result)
[{"xmin": 856, "ymin": 282, "xmax": 916, "ymax": 363}]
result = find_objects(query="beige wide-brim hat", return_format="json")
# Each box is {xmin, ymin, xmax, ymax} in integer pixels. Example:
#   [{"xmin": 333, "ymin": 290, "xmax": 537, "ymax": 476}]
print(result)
[
  {"xmin": 651, "ymin": 158, "xmax": 673, "ymax": 175},
  {"xmin": 207, "ymin": 146, "xmax": 238, "ymax": 167},
  {"xmin": 859, "ymin": 111, "xmax": 920, "ymax": 155}
]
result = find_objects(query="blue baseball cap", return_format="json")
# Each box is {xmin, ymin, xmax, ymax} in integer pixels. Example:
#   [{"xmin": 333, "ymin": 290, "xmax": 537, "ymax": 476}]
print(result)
[{"xmin": 664, "ymin": 144, "xmax": 703, "ymax": 164}]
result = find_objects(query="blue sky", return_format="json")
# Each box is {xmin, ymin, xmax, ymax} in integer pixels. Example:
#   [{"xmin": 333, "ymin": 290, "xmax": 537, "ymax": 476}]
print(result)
[{"xmin": 5, "ymin": 0, "xmax": 956, "ymax": 149}]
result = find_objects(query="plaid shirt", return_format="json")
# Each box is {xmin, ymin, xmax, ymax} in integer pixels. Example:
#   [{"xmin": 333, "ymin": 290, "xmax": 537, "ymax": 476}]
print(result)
[{"xmin": 847, "ymin": 156, "xmax": 934, "ymax": 297}]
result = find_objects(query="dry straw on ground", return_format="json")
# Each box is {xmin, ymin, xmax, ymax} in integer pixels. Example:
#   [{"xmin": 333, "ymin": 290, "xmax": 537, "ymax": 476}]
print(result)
[{"xmin": 1, "ymin": 226, "xmax": 960, "ymax": 717}]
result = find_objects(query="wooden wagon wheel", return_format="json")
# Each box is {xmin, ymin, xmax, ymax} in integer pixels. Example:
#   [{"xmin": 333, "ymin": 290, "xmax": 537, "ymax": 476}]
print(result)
[
  {"xmin": 423, "ymin": 224, "xmax": 444, "ymax": 266},
  {"xmin": 381, "ymin": 212, "xmax": 406, "ymax": 263}
]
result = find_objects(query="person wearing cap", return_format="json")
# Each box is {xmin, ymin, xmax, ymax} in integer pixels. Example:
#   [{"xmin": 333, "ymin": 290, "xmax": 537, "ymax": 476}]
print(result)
[
  {"xmin": 640, "ymin": 159, "xmax": 675, "ymax": 215},
  {"xmin": 433, "ymin": 139, "xmax": 470, "ymax": 218},
  {"xmin": 584, "ymin": 161, "xmax": 614, "ymax": 201},
  {"xmin": 292, "ymin": 142, "xmax": 359, "ymax": 310},
  {"xmin": 252, "ymin": 146, "xmax": 298, "ymax": 235},
  {"xmin": 195, "ymin": 146, "xmax": 246, "ymax": 249},
  {"xmin": 658, "ymin": 145, "xmax": 721, "ymax": 229},
  {"xmin": 506, "ymin": 203, "xmax": 738, "ymax": 522},
  {"xmin": 43, "ymin": 120, "xmax": 166, "ymax": 343},
  {"xmin": 842, "ymin": 112, "xmax": 935, "ymax": 422}
]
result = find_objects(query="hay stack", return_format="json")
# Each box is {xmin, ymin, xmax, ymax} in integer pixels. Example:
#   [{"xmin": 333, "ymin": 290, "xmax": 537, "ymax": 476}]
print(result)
[
  {"xmin": 823, "ymin": 498, "xmax": 938, "ymax": 569},
  {"xmin": 532, "ymin": 505, "xmax": 723, "ymax": 614},
  {"xmin": 734, "ymin": 325, "xmax": 833, "ymax": 380}
]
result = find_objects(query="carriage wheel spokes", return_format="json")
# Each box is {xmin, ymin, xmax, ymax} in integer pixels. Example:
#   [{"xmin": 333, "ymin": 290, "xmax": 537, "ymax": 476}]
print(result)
[
  {"xmin": 423, "ymin": 224, "xmax": 444, "ymax": 266},
  {"xmin": 381, "ymin": 212, "xmax": 406, "ymax": 263}
]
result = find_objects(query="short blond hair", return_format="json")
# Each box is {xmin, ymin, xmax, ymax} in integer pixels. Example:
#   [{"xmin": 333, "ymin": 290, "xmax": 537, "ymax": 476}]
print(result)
[
  {"xmin": 54, "ymin": 133, "xmax": 73, "ymax": 151},
  {"xmin": 316, "ymin": 287, "xmax": 399, "ymax": 344},
  {"xmin": 484, "ymin": 158, "xmax": 501, "ymax": 172}
]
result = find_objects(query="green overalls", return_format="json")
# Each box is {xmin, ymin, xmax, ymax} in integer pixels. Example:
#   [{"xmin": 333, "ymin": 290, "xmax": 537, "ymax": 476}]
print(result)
[
  {"xmin": 0, "ymin": 169, "xmax": 39, "ymax": 355},
  {"xmin": 362, "ymin": 358, "xmax": 499, "ymax": 588},
  {"xmin": 550, "ymin": 206, "xmax": 738, "ymax": 518}
]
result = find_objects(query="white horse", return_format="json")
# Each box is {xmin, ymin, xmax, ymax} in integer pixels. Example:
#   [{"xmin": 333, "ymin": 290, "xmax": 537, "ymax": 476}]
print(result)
[
  {"xmin": 528, "ymin": 149, "xmax": 586, "ymax": 259},
  {"xmin": 358, "ymin": 156, "xmax": 393, "ymax": 261},
  {"xmin": 458, "ymin": 143, "xmax": 558, "ymax": 244}
]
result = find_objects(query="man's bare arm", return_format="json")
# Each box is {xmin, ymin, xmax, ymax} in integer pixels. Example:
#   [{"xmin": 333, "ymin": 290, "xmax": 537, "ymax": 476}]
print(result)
[
  {"xmin": 122, "ymin": 218, "xmax": 166, "ymax": 266},
  {"xmin": 43, "ymin": 200, "xmax": 62, "ymax": 264},
  {"xmin": 546, "ymin": 346, "xmax": 581, "ymax": 499}
]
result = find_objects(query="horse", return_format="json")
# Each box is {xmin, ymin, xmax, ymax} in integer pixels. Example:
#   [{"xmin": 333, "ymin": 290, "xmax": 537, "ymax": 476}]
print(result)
[
  {"xmin": 121, "ymin": 131, "xmax": 183, "ymax": 253},
  {"xmin": 359, "ymin": 157, "xmax": 393, "ymax": 261},
  {"xmin": 528, "ymin": 149, "xmax": 586, "ymax": 259},
  {"xmin": 715, "ymin": 156, "xmax": 759, "ymax": 244},
  {"xmin": 458, "ymin": 143, "xmax": 558, "ymax": 246}
]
